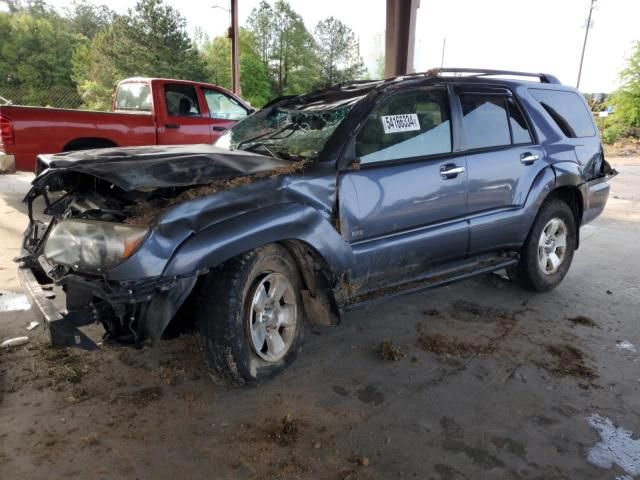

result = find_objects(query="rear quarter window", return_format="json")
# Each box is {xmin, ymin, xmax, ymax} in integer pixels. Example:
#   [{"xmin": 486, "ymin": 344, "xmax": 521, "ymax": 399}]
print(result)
[{"xmin": 529, "ymin": 88, "xmax": 595, "ymax": 138}]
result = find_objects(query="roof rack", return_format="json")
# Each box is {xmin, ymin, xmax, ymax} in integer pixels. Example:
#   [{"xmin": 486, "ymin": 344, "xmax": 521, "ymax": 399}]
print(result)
[{"xmin": 423, "ymin": 68, "xmax": 561, "ymax": 84}]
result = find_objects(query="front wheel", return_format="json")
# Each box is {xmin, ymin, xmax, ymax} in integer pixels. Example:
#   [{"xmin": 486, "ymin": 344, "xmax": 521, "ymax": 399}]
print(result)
[
  {"xmin": 512, "ymin": 199, "xmax": 577, "ymax": 292},
  {"xmin": 196, "ymin": 244, "xmax": 304, "ymax": 385}
]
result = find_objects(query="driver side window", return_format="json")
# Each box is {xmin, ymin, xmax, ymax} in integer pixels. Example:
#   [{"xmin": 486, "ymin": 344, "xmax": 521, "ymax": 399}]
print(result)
[
  {"xmin": 356, "ymin": 89, "xmax": 452, "ymax": 164},
  {"xmin": 165, "ymin": 84, "xmax": 200, "ymax": 117}
]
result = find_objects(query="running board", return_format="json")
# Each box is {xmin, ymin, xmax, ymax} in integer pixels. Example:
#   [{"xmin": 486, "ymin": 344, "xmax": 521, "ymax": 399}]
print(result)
[{"xmin": 340, "ymin": 255, "xmax": 518, "ymax": 312}]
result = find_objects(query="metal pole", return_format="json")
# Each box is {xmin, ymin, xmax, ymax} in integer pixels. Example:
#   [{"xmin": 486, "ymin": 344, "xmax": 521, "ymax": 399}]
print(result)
[
  {"xmin": 230, "ymin": 0, "xmax": 241, "ymax": 95},
  {"xmin": 440, "ymin": 37, "xmax": 446, "ymax": 68},
  {"xmin": 576, "ymin": 0, "xmax": 596, "ymax": 90}
]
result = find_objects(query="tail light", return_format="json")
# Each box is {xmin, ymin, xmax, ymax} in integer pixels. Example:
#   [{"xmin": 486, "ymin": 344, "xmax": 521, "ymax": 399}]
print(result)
[{"xmin": 0, "ymin": 114, "xmax": 14, "ymax": 146}]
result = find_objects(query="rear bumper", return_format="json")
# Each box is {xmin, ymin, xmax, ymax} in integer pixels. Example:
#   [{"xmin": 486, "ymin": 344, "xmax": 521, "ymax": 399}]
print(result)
[
  {"xmin": 0, "ymin": 153, "xmax": 15, "ymax": 172},
  {"xmin": 582, "ymin": 171, "xmax": 617, "ymax": 225}
]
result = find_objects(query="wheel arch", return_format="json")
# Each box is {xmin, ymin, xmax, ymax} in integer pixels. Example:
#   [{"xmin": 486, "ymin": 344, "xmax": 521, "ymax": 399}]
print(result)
[{"xmin": 63, "ymin": 137, "xmax": 118, "ymax": 152}]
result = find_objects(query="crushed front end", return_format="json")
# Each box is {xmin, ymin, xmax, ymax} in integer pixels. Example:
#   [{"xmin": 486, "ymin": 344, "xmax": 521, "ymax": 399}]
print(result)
[{"xmin": 17, "ymin": 167, "xmax": 198, "ymax": 347}]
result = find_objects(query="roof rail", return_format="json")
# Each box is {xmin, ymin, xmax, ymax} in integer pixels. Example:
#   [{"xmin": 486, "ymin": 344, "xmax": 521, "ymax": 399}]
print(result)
[{"xmin": 424, "ymin": 68, "xmax": 561, "ymax": 84}]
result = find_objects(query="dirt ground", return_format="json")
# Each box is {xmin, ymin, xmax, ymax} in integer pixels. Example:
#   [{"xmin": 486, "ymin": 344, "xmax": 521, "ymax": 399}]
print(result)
[{"xmin": 1, "ymin": 157, "xmax": 639, "ymax": 479}]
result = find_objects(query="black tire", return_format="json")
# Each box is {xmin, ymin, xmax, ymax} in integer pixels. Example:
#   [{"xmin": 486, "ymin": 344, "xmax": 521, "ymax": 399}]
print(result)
[
  {"xmin": 196, "ymin": 244, "xmax": 304, "ymax": 385},
  {"xmin": 513, "ymin": 198, "xmax": 577, "ymax": 292}
]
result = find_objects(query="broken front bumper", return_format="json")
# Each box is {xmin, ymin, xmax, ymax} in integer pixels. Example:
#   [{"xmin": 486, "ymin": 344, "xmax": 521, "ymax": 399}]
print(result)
[
  {"xmin": 17, "ymin": 258, "xmax": 199, "ymax": 348},
  {"xmin": 17, "ymin": 263, "xmax": 96, "ymax": 348}
]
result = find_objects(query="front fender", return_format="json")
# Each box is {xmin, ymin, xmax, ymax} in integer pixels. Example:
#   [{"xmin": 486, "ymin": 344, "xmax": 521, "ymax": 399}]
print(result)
[{"xmin": 163, "ymin": 203, "xmax": 356, "ymax": 278}]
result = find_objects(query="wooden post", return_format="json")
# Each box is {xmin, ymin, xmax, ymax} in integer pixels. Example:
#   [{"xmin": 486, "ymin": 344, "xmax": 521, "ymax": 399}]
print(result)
[
  {"xmin": 385, "ymin": 0, "xmax": 420, "ymax": 77},
  {"xmin": 230, "ymin": 0, "xmax": 241, "ymax": 95}
]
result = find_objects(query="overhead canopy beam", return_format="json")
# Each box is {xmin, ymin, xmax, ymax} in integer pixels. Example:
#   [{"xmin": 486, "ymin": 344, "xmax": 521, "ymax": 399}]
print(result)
[{"xmin": 385, "ymin": 0, "xmax": 420, "ymax": 77}]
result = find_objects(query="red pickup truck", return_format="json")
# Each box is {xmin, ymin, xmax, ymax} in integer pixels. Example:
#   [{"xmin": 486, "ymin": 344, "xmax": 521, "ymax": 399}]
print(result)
[{"xmin": 0, "ymin": 77, "xmax": 253, "ymax": 172}]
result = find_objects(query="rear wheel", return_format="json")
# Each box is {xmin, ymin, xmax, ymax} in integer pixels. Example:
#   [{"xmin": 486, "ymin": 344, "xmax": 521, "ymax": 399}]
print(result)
[
  {"xmin": 196, "ymin": 244, "xmax": 304, "ymax": 385},
  {"xmin": 513, "ymin": 199, "xmax": 577, "ymax": 292}
]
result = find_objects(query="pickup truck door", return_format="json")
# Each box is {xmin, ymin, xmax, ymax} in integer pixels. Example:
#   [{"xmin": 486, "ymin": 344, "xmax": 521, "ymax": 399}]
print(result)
[
  {"xmin": 201, "ymin": 88, "xmax": 250, "ymax": 142},
  {"xmin": 455, "ymin": 87, "xmax": 544, "ymax": 255},
  {"xmin": 338, "ymin": 87, "xmax": 469, "ymax": 289},
  {"xmin": 156, "ymin": 83, "xmax": 213, "ymax": 145}
]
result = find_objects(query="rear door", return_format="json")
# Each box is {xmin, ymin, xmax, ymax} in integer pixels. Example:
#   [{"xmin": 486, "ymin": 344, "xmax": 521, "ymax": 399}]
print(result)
[
  {"xmin": 456, "ymin": 87, "xmax": 544, "ymax": 255},
  {"xmin": 201, "ymin": 88, "xmax": 250, "ymax": 142},
  {"xmin": 156, "ymin": 83, "xmax": 213, "ymax": 145},
  {"xmin": 338, "ymin": 87, "xmax": 469, "ymax": 288}
]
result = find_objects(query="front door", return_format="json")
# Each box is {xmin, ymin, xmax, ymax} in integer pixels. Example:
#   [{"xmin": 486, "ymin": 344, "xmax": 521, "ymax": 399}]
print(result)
[
  {"xmin": 201, "ymin": 88, "xmax": 250, "ymax": 143},
  {"xmin": 157, "ymin": 83, "xmax": 213, "ymax": 145},
  {"xmin": 338, "ymin": 87, "xmax": 468, "ymax": 289}
]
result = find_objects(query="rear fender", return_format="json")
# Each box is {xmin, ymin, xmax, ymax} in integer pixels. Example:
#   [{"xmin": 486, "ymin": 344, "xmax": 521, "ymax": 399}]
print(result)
[{"xmin": 163, "ymin": 203, "xmax": 355, "ymax": 280}]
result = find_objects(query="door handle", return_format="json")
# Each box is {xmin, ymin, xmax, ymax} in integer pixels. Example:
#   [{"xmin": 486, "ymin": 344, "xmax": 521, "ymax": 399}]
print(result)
[
  {"xmin": 165, "ymin": 123, "xmax": 180, "ymax": 129},
  {"xmin": 212, "ymin": 126, "xmax": 227, "ymax": 132},
  {"xmin": 520, "ymin": 152, "xmax": 539, "ymax": 164},
  {"xmin": 440, "ymin": 165, "xmax": 465, "ymax": 178}
]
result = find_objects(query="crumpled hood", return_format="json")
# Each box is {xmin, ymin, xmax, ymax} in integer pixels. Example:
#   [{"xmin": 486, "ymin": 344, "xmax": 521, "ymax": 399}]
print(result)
[{"xmin": 34, "ymin": 144, "xmax": 291, "ymax": 191}]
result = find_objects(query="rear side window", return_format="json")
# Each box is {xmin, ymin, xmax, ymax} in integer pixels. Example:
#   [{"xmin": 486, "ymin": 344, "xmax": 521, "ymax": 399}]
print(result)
[
  {"xmin": 529, "ymin": 89, "xmax": 595, "ymax": 138},
  {"xmin": 165, "ymin": 84, "xmax": 201, "ymax": 116},
  {"xmin": 114, "ymin": 82, "xmax": 152, "ymax": 112},
  {"xmin": 507, "ymin": 97, "xmax": 533, "ymax": 144},
  {"xmin": 356, "ymin": 89, "xmax": 452, "ymax": 164},
  {"xmin": 460, "ymin": 94, "xmax": 511, "ymax": 149}
]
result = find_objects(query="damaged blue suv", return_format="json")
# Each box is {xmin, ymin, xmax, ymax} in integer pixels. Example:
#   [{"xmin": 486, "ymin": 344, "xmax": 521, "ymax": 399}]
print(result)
[{"xmin": 19, "ymin": 68, "xmax": 616, "ymax": 384}]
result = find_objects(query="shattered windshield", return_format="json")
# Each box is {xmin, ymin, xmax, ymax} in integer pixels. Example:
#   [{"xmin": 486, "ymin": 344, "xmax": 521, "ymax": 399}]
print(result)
[{"xmin": 222, "ymin": 83, "xmax": 381, "ymax": 160}]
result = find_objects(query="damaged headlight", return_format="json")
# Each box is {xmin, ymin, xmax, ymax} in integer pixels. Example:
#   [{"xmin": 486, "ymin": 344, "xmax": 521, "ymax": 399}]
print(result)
[{"xmin": 44, "ymin": 219, "xmax": 149, "ymax": 273}]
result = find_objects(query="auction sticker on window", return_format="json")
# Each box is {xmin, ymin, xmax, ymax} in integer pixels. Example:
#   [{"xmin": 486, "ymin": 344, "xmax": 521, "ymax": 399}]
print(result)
[{"xmin": 381, "ymin": 114, "xmax": 421, "ymax": 134}]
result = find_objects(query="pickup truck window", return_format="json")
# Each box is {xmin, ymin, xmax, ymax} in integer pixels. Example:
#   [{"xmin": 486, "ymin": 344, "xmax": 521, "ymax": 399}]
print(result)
[
  {"xmin": 356, "ymin": 90, "xmax": 452, "ymax": 164},
  {"xmin": 529, "ymin": 89, "xmax": 595, "ymax": 138},
  {"xmin": 165, "ymin": 84, "xmax": 201, "ymax": 116},
  {"xmin": 114, "ymin": 82, "xmax": 152, "ymax": 112},
  {"xmin": 460, "ymin": 94, "xmax": 512, "ymax": 149},
  {"xmin": 204, "ymin": 90, "xmax": 248, "ymax": 121}
]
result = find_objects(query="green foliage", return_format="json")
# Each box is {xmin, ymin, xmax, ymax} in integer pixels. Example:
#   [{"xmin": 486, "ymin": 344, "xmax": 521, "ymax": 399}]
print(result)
[
  {"xmin": 314, "ymin": 17, "xmax": 365, "ymax": 87},
  {"xmin": 0, "ymin": 9, "xmax": 86, "ymax": 107},
  {"xmin": 610, "ymin": 41, "xmax": 640, "ymax": 131},
  {"xmin": 0, "ymin": 0, "xmax": 370, "ymax": 111},
  {"xmin": 73, "ymin": 0, "xmax": 208, "ymax": 108},
  {"xmin": 201, "ymin": 29, "xmax": 271, "ymax": 108}
]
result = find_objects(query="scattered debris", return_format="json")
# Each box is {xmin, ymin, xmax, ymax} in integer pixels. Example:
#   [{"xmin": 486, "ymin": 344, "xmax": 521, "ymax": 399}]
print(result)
[
  {"xmin": 26, "ymin": 320, "xmax": 39, "ymax": 331},
  {"xmin": 267, "ymin": 414, "xmax": 301, "ymax": 446},
  {"xmin": 81, "ymin": 432, "xmax": 100, "ymax": 448},
  {"xmin": 587, "ymin": 414, "xmax": 640, "ymax": 476},
  {"xmin": 125, "ymin": 159, "xmax": 309, "ymax": 225},
  {"xmin": 0, "ymin": 291, "xmax": 31, "ymax": 312},
  {"xmin": 607, "ymin": 290, "xmax": 613, "ymax": 295},
  {"xmin": 356, "ymin": 385, "xmax": 384, "ymax": 406},
  {"xmin": 416, "ymin": 330, "xmax": 490, "ymax": 357},
  {"xmin": 1, "ymin": 336, "xmax": 29, "ymax": 348},
  {"xmin": 542, "ymin": 344, "xmax": 598, "ymax": 380},
  {"xmin": 110, "ymin": 386, "xmax": 164, "ymax": 407},
  {"xmin": 616, "ymin": 341, "xmax": 637, "ymax": 353},
  {"xmin": 567, "ymin": 315, "xmax": 597, "ymax": 327},
  {"xmin": 423, "ymin": 308, "xmax": 440, "ymax": 316},
  {"xmin": 377, "ymin": 340, "xmax": 406, "ymax": 361},
  {"xmin": 349, "ymin": 452, "xmax": 370, "ymax": 466}
]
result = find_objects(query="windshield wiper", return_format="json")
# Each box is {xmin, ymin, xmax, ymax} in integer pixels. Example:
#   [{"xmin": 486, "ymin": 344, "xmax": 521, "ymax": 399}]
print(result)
[{"xmin": 236, "ymin": 123, "xmax": 299, "ymax": 151}]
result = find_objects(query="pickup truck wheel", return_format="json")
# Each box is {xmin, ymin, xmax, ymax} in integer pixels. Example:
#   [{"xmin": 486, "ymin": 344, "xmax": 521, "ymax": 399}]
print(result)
[
  {"xmin": 513, "ymin": 199, "xmax": 576, "ymax": 292},
  {"xmin": 196, "ymin": 244, "xmax": 304, "ymax": 385}
]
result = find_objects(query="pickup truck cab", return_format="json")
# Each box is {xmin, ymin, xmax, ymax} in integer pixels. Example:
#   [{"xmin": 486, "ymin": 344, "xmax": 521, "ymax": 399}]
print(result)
[
  {"xmin": 0, "ymin": 77, "xmax": 253, "ymax": 172},
  {"xmin": 18, "ymin": 68, "xmax": 617, "ymax": 385}
]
